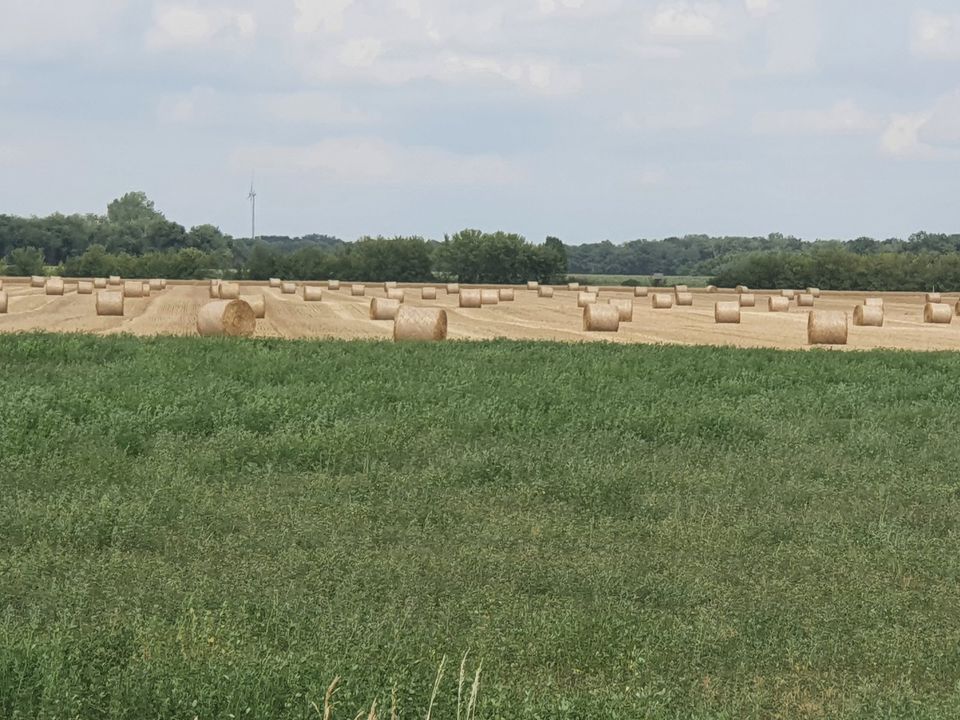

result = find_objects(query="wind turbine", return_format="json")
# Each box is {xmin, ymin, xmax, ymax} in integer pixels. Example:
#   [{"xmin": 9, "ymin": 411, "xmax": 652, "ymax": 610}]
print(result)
[{"xmin": 248, "ymin": 176, "xmax": 257, "ymax": 242}]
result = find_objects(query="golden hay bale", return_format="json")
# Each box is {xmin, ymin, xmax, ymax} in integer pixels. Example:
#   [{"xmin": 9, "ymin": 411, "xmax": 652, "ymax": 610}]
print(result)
[
  {"xmin": 351, "ymin": 284, "xmax": 366, "ymax": 296},
  {"xmin": 45, "ymin": 278, "xmax": 64, "ymax": 296},
  {"xmin": 956, "ymin": 300, "xmax": 960, "ymax": 316},
  {"xmin": 865, "ymin": 297, "xmax": 884, "ymax": 307},
  {"xmin": 383, "ymin": 281, "xmax": 398, "ymax": 291},
  {"xmin": 736, "ymin": 285, "xmax": 749, "ymax": 294},
  {"xmin": 208, "ymin": 284, "xmax": 220, "ymax": 298},
  {"xmin": 586, "ymin": 286, "xmax": 599, "ymax": 294},
  {"xmin": 328, "ymin": 280, "xmax": 341, "ymax": 290},
  {"xmin": 77, "ymin": 281, "xmax": 94, "ymax": 295},
  {"xmin": 422, "ymin": 287, "xmax": 438, "ymax": 300},
  {"xmin": 460, "ymin": 289, "xmax": 482, "ymax": 308},
  {"xmin": 926, "ymin": 292, "xmax": 942, "ymax": 304},
  {"xmin": 480, "ymin": 289, "xmax": 500, "ymax": 305},
  {"xmin": 394, "ymin": 306, "xmax": 447, "ymax": 341},
  {"xmin": 807, "ymin": 287, "xmax": 821, "ymax": 298},
  {"xmin": 446, "ymin": 283, "xmax": 460, "ymax": 294},
  {"xmin": 568, "ymin": 282, "xmax": 580, "ymax": 291},
  {"xmin": 853, "ymin": 304, "xmax": 883, "ymax": 327},
  {"xmin": 197, "ymin": 299, "xmax": 256, "ymax": 337},
  {"xmin": 527, "ymin": 281, "xmax": 539, "ymax": 290},
  {"xmin": 582, "ymin": 303, "xmax": 620, "ymax": 331},
  {"xmin": 706, "ymin": 285, "xmax": 718, "ymax": 293},
  {"xmin": 241, "ymin": 294, "xmax": 266, "ymax": 318},
  {"xmin": 0, "ymin": 290, "xmax": 7, "ymax": 313},
  {"xmin": 715, "ymin": 301, "xmax": 741, "ymax": 323},
  {"xmin": 674, "ymin": 284, "xmax": 689, "ymax": 294},
  {"xmin": 141, "ymin": 283, "xmax": 151, "ymax": 297},
  {"xmin": 96, "ymin": 290, "xmax": 124, "ymax": 316},
  {"xmin": 149, "ymin": 279, "xmax": 163, "ymax": 291},
  {"xmin": 538, "ymin": 286, "xmax": 555, "ymax": 298},
  {"xmin": 160, "ymin": 279, "xmax": 167, "ymax": 290},
  {"xmin": 768, "ymin": 296, "xmax": 790, "ymax": 312},
  {"xmin": 781, "ymin": 289, "xmax": 796, "ymax": 299},
  {"xmin": 31, "ymin": 275, "xmax": 45, "ymax": 288},
  {"xmin": 796, "ymin": 293, "xmax": 815, "ymax": 307},
  {"xmin": 675, "ymin": 292, "xmax": 694, "ymax": 306},
  {"xmin": 651, "ymin": 293, "xmax": 673, "ymax": 309},
  {"xmin": 577, "ymin": 291, "xmax": 598, "ymax": 308},
  {"xmin": 924, "ymin": 302, "xmax": 952, "ymax": 324},
  {"xmin": 218, "ymin": 282, "xmax": 240, "ymax": 300},
  {"xmin": 94, "ymin": 278, "xmax": 107, "ymax": 289},
  {"xmin": 269, "ymin": 278, "xmax": 282, "ymax": 288},
  {"xmin": 303, "ymin": 286, "xmax": 323, "ymax": 302},
  {"xmin": 807, "ymin": 310, "xmax": 848, "ymax": 345},
  {"xmin": 386, "ymin": 288, "xmax": 406, "ymax": 303},
  {"xmin": 499, "ymin": 288, "xmax": 515, "ymax": 301},
  {"xmin": 370, "ymin": 297, "xmax": 401, "ymax": 320},
  {"xmin": 281, "ymin": 282, "xmax": 297, "ymax": 295},
  {"xmin": 108, "ymin": 275, "xmax": 122, "ymax": 286},
  {"xmin": 634, "ymin": 286, "xmax": 649, "ymax": 297},
  {"xmin": 739, "ymin": 293, "xmax": 756, "ymax": 307},
  {"xmin": 210, "ymin": 279, "xmax": 220, "ymax": 288},
  {"xmin": 609, "ymin": 298, "xmax": 634, "ymax": 321},
  {"xmin": 123, "ymin": 281, "xmax": 143, "ymax": 298}
]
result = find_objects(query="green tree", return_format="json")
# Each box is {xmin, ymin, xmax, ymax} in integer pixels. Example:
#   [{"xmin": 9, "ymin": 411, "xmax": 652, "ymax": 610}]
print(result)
[
  {"xmin": 107, "ymin": 191, "xmax": 163, "ymax": 225},
  {"xmin": 5, "ymin": 246, "xmax": 46, "ymax": 276}
]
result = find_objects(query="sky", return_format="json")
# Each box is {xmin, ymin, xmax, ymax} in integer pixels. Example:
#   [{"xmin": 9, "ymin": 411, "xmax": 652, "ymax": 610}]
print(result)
[{"xmin": 0, "ymin": 0, "xmax": 959, "ymax": 245}]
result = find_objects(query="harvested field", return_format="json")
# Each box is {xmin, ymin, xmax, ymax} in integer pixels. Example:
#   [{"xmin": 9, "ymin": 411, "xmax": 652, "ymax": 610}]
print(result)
[{"xmin": 3, "ymin": 279, "xmax": 960, "ymax": 350}]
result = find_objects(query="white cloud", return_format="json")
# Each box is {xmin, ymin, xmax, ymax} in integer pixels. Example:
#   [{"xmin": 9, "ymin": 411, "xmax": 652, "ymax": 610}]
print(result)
[
  {"xmin": 0, "ymin": 0, "xmax": 126, "ymax": 58},
  {"xmin": 911, "ymin": 11, "xmax": 960, "ymax": 61},
  {"xmin": 337, "ymin": 37, "xmax": 383, "ymax": 68},
  {"xmin": 744, "ymin": 0, "xmax": 775, "ymax": 18},
  {"xmin": 146, "ymin": 4, "xmax": 257, "ymax": 49},
  {"xmin": 294, "ymin": 0, "xmax": 355, "ymax": 34},
  {"xmin": 918, "ymin": 90, "xmax": 960, "ymax": 147},
  {"xmin": 648, "ymin": 3, "xmax": 719, "ymax": 39},
  {"xmin": 753, "ymin": 100, "xmax": 881, "ymax": 135},
  {"xmin": 881, "ymin": 113, "xmax": 935, "ymax": 159},
  {"xmin": 882, "ymin": 90, "xmax": 960, "ymax": 159}
]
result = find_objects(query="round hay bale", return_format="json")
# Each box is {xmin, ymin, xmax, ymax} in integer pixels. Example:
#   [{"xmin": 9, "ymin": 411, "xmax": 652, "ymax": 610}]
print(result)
[
  {"xmin": 768, "ymin": 296, "xmax": 790, "ymax": 312},
  {"xmin": 123, "ymin": 281, "xmax": 143, "ymax": 298},
  {"xmin": 160, "ymin": 279, "xmax": 167, "ymax": 290},
  {"xmin": 796, "ymin": 293, "xmax": 815, "ymax": 307},
  {"xmin": 241, "ymin": 294, "xmax": 266, "ymax": 318},
  {"xmin": 446, "ymin": 283, "xmax": 460, "ymax": 294},
  {"xmin": 853, "ymin": 304, "xmax": 883, "ymax": 327},
  {"xmin": 781, "ymin": 289, "xmax": 796, "ymax": 299},
  {"xmin": 281, "ymin": 282, "xmax": 297, "ymax": 295},
  {"xmin": 269, "ymin": 278, "xmax": 282, "ymax": 288},
  {"xmin": 807, "ymin": 310, "xmax": 848, "ymax": 345},
  {"xmin": 149, "ymin": 279, "xmax": 163, "ymax": 291},
  {"xmin": 715, "ymin": 301, "xmax": 741, "ymax": 323},
  {"xmin": 459, "ymin": 289, "xmax": 482, "ymax": 308},
  {"xmin": 634, "ymin": 286, "xmax": 649, "ymax": 297},
  {"xmin": 651, "ymin": 293, "xmax": 673, "ymax": 309},
  {"xmin": 77, "ymin": 281, "xmax": 94, "ymax": 295},
  {"xmin": 383, "ymin": 281, "xmax": 398, "ymax": 291},
  {"xmin": 609, "ymin": 298, "xmax": 634, "ymax": 321},
  {"xmin": 94, "ymin": 278, "xmax": 107, "ymax": 289},
  {"xmin": 926, "ymin": 292, "xmax": 942, "ymax": 304},
  {"xmin": 864, "ymin": 297, "xmax": 884, "ymax": 308},
  {"xmin": 328, "ymin": 280, "xmax": 341, "ymax": 290},
  {"xmin": 197, "ymin": 299, "xmax": 256, "ymax": 337},
  {"xmin": 351, "ymin": 284, "xmax": 366, "ymax": 296},
  {"xmin": 739, "ymin": 293, "xmax": 756, "ymax": 308},
  {"xmin": 538, "ymin": 286, "xmax": 555, "ymax": 298},
  {"xmin": 303, "ymin": 286, "xmax": 323, "ymax": 302},
  {"xmin": 706, "ymin": 285, "xmax": 718, "ymax": 293},
  {"xmin": 480, "ymin": 289, "xmax": 500, "ymax": 305},
  {"xmin": 218, "ymin": 282, "xmax": 240, "ymax": 300},
  {"xmin": 807, "ymin": 287, "xmax": 821, "ymax": 298},
  {"xmin": 30, "ymin": 275, "xmax": 45, "ymax": 288},
  {"xmin": 208, "ymin": 284, "xmax": 220, "ymax": 298},
  {"xmin": 736, "ymin": 285, "xmax": 749, "ymax": 294},
  {"xmin": 422, "ymin": 287, "xmax": 438, "ymax": 300},
  {"xmin": 924, "ymin": 302, "xmax": 952, "ymax": 324},
  {"xmin": 45, "ymin": 278, "xmax": 64, "ymax": 296},
  {"xmin": 394, "ymin": 307, "xmax": 447, "ymax": 341},
  {"xmin": 210, "ymin": 279, "xmax": 220, "ymax": 288},
  {"xmin": 568, "ymin": 282, "xmax": 580, "ymax": 291},
  {"xmin": 586, "ymin": 286, "xmax": 599, "ymax": 294},
  {"xmin": 96, "ymin": 290, "xmax": 124, "ymax": 316},
  {"xmin": 141, "ymin": 283, "xmax": 151, "ymax": 297},
  {"xmin": 527, "ymin": 281, "xmax": 539, "ymax": 290},
  {"xmin": 370, "ymin": 297, "xmax": 401, "ymax": 320},
  {"xmin": 499, "ymin": 288, "xmax": 515, "ymax": 301},
  {"xmin": 674, "ymin": 284, "xmax": 689, "ymax": 294},
  {"xmin": 675, "ymin": 292, "xmax": 694, "ymax": 306},
  {"xmin": 0, "ymin": 290, "xmax": 7, "ymax": 314},
  {"xmin": 386, "ymin": 288, "xmax": 406, "ymax": 303},
  {"xmin": 108, "ymin": 275, "xmax": 122, "ymax": 286},
  {"xmin": 577, "ymin": 291, "xmax": 598, "ymax": 308},
  {"xmin": 583, "ymin": 303, "xmax": 620, "ymax": 331}
]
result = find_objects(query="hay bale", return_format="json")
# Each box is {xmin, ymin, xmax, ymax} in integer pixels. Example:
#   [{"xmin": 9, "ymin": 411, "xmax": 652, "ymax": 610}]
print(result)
[
  {"xmin": 123, "ymin": 281, "xmax": 143, "ymax": 298},
  {"xmin": 30, "ymin": 275, "xmax": 45, "ymax": 288},
  {"xmin": 394, "ymin": 307, "xmax": 447, "ymax": 341},
  {"xmin": 527, "ymin": 281, "xmax": 539, "ymax": 290},
  {"xmin": 781, "ymin": 289, "xmax": 796, "ymax": 299},
  {"xmin": 218, "ymin": 282, "xmax": 240, "ymax": 300},
  {"xmin": 609, "ymin": 298, "xmax": 634, "ymax": 321},
  {"xmin": 328, "ymin": 280, "xmax": 341, "ymax": 290},
  {"xmin": 582, "ymin": 303, "xmax": 620, "ymax": 331},
  {"xmin": 853, "ymin": 304, "xmax": 883, "ymax": 327},
  {"xmin": 499, "ymin": 288, "xmax": 515, "ymax": 301},
  {"xmin": 281, "ymin": 282, "xmax": 297, "ymax": 295},
  {"xmin": 446, "ymin": 283, "xmax": 460, "ymax": 294},
  {"xmin": 208, "ymin": 284, "xmax": 220, "ymax": 298},
  {"xmin": 0, "ymin": 290, "xmax": 7, "ymax": 314},
  {"xmin": 96, "ymin": 290, "xmax": 124, "ymax": 316},
  {"xmin": 210, "ymin": 279, "xmax": 220, "ymax": 288},
  {"xmin": 807, "ymin": 310, "xmax": 848, "ymax": 345},
  {"xmin": 269, "ymin": 278, "xmax": 282, "ymax": 288},
  {"xmin": 924, "ymin": 302, "xmax": 952, "ymax": 324},
  {"xmin": 715, "ymin": 301, "xmax": 741, "ymax": 323},
  {"xmin": 383, "ymin": 281, "xmax": 398, "ymax": 291},
  {"xmin": 634, "ymin": 286, "xmax": 649, "ymax": 297},
  {"xmin": 674, "ymin": 284, "xmax": 689, "ymax": 294},
  {"xmin": 370, "ymin": 297, "xmax": 401, "ymax": 320},
  {"xmin": 197, "ymin": 299, "xmax": 256, "ymax": 337},
  {"xmin": 926, "ymin": 292, "xmax": 942, "ymax": 304},
  {"xmin": 422, "ymin": 287, "xmax": 438, "ymax": 300},
  {"xmin": 651, "ymin": 293, "xmax": 674, "ymax": 309},
  {"xmin": 568, "ymin": 282, "xmax": 580, "ymax": 291},
  {"xmin": 45, "ymin": 278, "xmax": 64, "ymax": 296},
  {"xmin": 577, "ymin": 291, "xmax": 598, "ymax": 308},
  {"xmin": 386, "ymin": 288, "xmax": 406, "ymax": 303},
  {"xmin": 241, "ymin": 294, "xmax": 266, "ymax": 318},
  {"xmin": 538, "ymin": 286, "xmax": 555, "ymax": 298},
  {"xmin": 141, "ymin": 283, "xmax": 151, "ymax": 297},
  {"xmin": 706, "ymin": 285, "xmax": 718, "ymax": 293},
  {"xmin": 865, "ymin": 297, "xmax": 884, "ymax": 307},
  {"xmin": 77, "ymin": 281, "xmax": 94, "ymax": 295},
  {"xmin": 94, "ymin": 278, "xmax": 107, "ymax": 289},
  {"xmin": 807, "ymin": 287, "xmax": 821, "ymax": 298},
  {"xmin": 480, "ymin": 289, "xmax": 500, "ymax": 305},
  {"xmin": 675, "ymin": 292, "xmax": 694, "ymax": 306},
  {"xmin": 586, "ymin": 286, "xmax": 599, "ymax": 294},
  {"xmin": 768, "ymin": 296, "xmax": 790, "ymax": 312},
  {"xmin": 736, "ymin": 285, "xmax": 749, "ymax": 294},
  {"xmin": 459, "ymin": 289, "xmax": 482, "ymax": 308},
  {"xmin": 739, "ymin": 293, "xmax": 756, "ymax": 307},
  {"xmin": 149, "ymin": 279, "xmax": 163, "ymax": 291},
  {"xmin": 796, "ymin": 293, "xmax": 815, "ymax": 307},
  {"xmin": 160, "ymin": 279, "xmax": 167, "ymax": 290},
  {"xmin": 108, "ymin": 275, "xmax": 122, "ymax": 286},
  {"xmin": 303, "ymin": 286, "xmax": 323, "ymax": 302},
  {"xmin": 351, "ymin": 284, "xmax": 366, "ymax": 296}
]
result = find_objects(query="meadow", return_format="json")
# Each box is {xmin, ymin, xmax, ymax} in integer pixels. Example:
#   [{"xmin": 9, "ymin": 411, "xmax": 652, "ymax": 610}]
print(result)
[{"xmin": 2, "ymin": 334, "xmax": 960, "ymax": 718}]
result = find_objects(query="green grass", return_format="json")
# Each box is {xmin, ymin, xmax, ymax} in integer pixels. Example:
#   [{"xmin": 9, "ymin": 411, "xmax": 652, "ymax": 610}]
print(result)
[
  {"xmin": 571, "ymin": 274, "xmax": 712, "ymax": 288},
  {"xmin": 2, "ymin": 334, "xmax": 960, "ymax": 719}
]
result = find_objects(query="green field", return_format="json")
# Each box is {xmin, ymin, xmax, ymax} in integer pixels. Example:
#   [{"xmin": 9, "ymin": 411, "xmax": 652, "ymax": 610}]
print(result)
[
  {"xmin": 570, "ymin": 274, "xmax": 712, "ymax": 288},
  {"xmin": 3, "ymin": 335, "xmax": 960, "ymax": 719}
]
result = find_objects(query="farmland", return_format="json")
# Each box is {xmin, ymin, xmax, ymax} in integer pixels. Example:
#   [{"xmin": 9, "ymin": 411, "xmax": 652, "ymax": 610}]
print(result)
[{"xmin": 3, "ymin": 334, "xmax": 960, "ymax": 718}]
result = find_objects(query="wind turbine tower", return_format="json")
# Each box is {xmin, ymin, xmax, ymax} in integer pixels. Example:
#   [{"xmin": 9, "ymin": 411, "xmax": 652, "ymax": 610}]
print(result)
[{"xmin": 248, "ymin": 177, "xmax": 257, "ymax": 242}]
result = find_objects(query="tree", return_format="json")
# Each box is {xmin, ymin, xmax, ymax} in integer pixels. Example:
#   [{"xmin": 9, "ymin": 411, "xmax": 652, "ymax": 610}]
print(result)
[
  {"xmin": 6, "ymin": 246, "xmax": 46, "ymax": 276},
  {"xmin": 107, "ymin": 192, "xmax": 163, "ymax": 225}
]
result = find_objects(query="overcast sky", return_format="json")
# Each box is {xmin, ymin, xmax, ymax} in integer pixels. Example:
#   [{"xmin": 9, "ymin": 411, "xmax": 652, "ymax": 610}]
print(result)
[{"xmin": 1, "ymin": 0, "xmax": 959, "ymax": 244}]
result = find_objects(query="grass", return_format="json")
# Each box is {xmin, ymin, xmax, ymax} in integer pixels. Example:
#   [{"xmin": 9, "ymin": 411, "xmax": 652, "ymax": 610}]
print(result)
[
  {"xmin": 2, "ymin": 333, "xmax": 960, "ymax": 718},
  {"xmin": 571, "ymin": 274, "xmax": 712, "ymax": 288}
]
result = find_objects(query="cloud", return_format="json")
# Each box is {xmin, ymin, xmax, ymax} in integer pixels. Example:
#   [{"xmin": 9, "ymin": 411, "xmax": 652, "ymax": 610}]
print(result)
[
  {"xmin": 744, "ymin": 0, "xmax": 775, "ymax": 18},
  {"xmin": 882, "ymin": 90, "xmax": 960, "ymax": 159},
  {"xmin": 881, "ymin": 113, "xmax": 935, "ymax": 159},
  {"xmin": 753, "ymin": 101, "xmax": 881, "ymax": 135},
  {"xmin": 911, "ymin": 11, "xmax": 960, "ymax": 61},
  {"xmin": 337, "ymin": 37, "xmax": 384, "ymax": 67},
  {"xmin": 0, "ymin": 0, "xmax": 126, "ymax": 58},
  {"xmin": 294, "ymin": 0, "xmax": 356, "ymax": 34},
  {"xmin": 648, "ymin": 3, "xmax": 720, "ymax": 39},
  {"xmin": 917, "ymin": 90, "xmax": 960, "ymax": 147},
  {"xmin": 146, "ymin": 4, "xmax": 257, "ymax": 49}
]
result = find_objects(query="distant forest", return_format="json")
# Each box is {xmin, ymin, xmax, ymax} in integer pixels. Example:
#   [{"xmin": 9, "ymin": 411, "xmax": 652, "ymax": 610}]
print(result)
[{"xmin": 1, "ymin": 192, "xmax": 959, "ymax": 290}]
